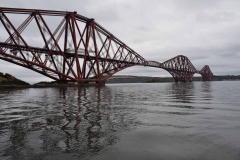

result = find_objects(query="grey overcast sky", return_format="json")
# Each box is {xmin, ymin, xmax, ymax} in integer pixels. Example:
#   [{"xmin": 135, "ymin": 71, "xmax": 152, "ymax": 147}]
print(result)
[{"xmin": 1, "ymin": 0, "xmax": 240, "ymax": 83}]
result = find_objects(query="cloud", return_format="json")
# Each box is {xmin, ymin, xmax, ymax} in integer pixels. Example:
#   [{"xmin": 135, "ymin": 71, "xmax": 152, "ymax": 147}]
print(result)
[{"xmin": 1, "ymin": 0, "xmax": 240, "ymax": 83}]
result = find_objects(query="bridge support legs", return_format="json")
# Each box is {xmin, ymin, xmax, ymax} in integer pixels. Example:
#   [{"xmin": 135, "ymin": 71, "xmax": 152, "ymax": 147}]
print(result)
[
  {"xmin": 174, "ymin": 80, "xmax": 192, "ymax": 83},
  {"xmin": 201, "ymin": 73, "xmax": 213, "ymax": 81},
  {"xmin": 78, "ymin": 81, "xmax": 105, "ymax": 86},
  {"xmin": 96, "ymin": 81, "xmax": 105, "ymax": 86}
]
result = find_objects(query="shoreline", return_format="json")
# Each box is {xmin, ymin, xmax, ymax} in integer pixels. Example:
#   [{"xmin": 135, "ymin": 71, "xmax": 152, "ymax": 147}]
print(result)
[{"xmin": 0, "ymin": 83, "xmax": 105, "ymax": 89}]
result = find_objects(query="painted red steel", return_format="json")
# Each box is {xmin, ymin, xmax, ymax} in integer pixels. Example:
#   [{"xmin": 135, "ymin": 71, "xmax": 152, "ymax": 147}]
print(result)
[
  {"xmin": 0, "ymin": 7, "xmax": 213, "ymax": 82},
  {"xmin": 199, "ymin": 65, "xmax": 213, "ymax": 81}
]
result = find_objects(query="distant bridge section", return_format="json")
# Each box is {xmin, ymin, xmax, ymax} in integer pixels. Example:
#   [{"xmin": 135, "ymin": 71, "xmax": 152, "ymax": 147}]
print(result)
[{"xmin": 0, "ymin": 7, "xmax": 213, "ymax": 83}]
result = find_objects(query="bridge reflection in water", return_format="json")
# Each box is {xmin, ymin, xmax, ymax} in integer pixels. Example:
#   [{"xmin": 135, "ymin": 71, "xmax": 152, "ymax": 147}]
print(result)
[
  {"xmin": 0, "ymin": 82, "xmax": 215, "ymax": 159},
  {"xmin": 0, "ymin": 87, "xmax": 138, "ymax": 159}
]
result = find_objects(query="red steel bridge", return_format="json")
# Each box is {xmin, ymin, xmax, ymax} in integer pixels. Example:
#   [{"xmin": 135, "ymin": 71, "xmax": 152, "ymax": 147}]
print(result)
[{"xmin": 0, "ymin": 7, "xmax": 213, "ymax": 83}]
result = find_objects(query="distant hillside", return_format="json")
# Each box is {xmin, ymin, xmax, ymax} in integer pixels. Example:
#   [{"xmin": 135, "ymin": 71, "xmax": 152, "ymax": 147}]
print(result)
[
  {"xmin": 106, "ymin": 75, "xmax": 175, "ymax": 83},
  {"xmin": 106, "ymin": 75, "xmax": 240, "ymax": 83},
  {"xmin": 0, "ymin": 72, "xmax": 30, "ymax": 85}
]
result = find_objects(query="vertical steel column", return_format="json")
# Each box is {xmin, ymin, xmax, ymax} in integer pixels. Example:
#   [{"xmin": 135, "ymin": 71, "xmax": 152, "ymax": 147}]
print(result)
[
  {"xmin": 71, "ymin": 12, "xmax": 81, "ymax": 80},
  {"xmin": 91, "ymin": 20, "xmax": 101, "ymax": 81}
]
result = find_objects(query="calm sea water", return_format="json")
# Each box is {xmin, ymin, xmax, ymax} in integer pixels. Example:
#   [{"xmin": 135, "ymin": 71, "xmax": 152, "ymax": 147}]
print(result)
[{"xmin": 0, "ymin": 81, "xmax": 240, "ymax": 160}]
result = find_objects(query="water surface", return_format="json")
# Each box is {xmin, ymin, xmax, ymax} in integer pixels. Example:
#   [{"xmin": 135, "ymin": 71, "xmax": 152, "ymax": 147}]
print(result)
[{"xmin": 0, "ymin": 81, "xmax": 240, "ymax": 160}]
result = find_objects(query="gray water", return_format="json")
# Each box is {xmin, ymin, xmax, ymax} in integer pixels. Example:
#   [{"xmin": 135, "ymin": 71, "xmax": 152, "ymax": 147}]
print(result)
[{"xmin": 0, "ymin": 81, "xmax": 240, "ymax": 160}]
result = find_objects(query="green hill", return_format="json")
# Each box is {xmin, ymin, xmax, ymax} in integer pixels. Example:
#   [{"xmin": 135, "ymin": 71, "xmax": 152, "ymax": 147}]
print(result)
[
  {"xmin": 106, "ymin": 75, "xmax": 240, "ymax": 83},
  {"xmin": 0, "ymin": 72, "xmax": 30, "ymax": 85}
]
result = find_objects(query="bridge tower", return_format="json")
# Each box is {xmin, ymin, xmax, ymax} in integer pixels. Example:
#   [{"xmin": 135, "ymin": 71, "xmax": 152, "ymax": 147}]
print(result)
[
  {"xmin": 0, "ymin": 7, "xmax": 145, "ymax": 83},
  {"xmin": 200, "ymin": 65, "xmax": 213, "ymax": 81},
  {"xmin": 161, "ymin": 55, "xmax": 197, "ymax": 82}
]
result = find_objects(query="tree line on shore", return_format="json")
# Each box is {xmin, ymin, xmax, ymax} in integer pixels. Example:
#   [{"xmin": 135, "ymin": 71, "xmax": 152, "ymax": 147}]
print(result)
[
  {"xmin": 0, "ymin": 72, "xmax": 30, "ymax": 85},
  {"xmin": 1, "ymin": 72, "xmax": 240, "ymax": 86},
  {"xmin": 106, "ymin": 75, "xmax": 240, "ymax": 83}
]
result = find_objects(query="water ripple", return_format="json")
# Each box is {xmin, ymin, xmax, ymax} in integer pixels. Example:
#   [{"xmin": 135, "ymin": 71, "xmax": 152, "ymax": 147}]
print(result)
[{"xmin": 0, "ymin": 82, "xmax": 240, "ymax": 159}]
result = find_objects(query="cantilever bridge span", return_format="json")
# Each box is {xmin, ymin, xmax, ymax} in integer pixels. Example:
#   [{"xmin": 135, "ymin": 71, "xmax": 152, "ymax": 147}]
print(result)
[{"xmin": 0, "ymin": 7, "xmax": 213, "ymax": 83}]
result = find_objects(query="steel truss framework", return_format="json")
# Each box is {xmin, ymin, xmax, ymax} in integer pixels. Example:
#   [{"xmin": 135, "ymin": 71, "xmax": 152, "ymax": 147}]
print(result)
[
  {"xmin": 0, "ymin": 7, "xmax": 213, "ymax": 82},
  {"xmin": 200, "ymin": 65, "xmax": 213, "ymax": 81}
]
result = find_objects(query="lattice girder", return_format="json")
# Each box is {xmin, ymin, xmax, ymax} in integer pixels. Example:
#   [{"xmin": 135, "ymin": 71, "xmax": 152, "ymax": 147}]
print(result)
[
  {"xmin": 200, "ymin": 65, "xmax": 213, "ymax": 81},
  {"xmin": 161, "ymin": 55, "xmax": 196, "ymax": 82},
  {"xmin": 0, "ymin": 7, "xmax": 214, "ymax": 83},
  {"xmin": 0, "ymin": 7, "xmax": 145, "ymax": 82}
]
